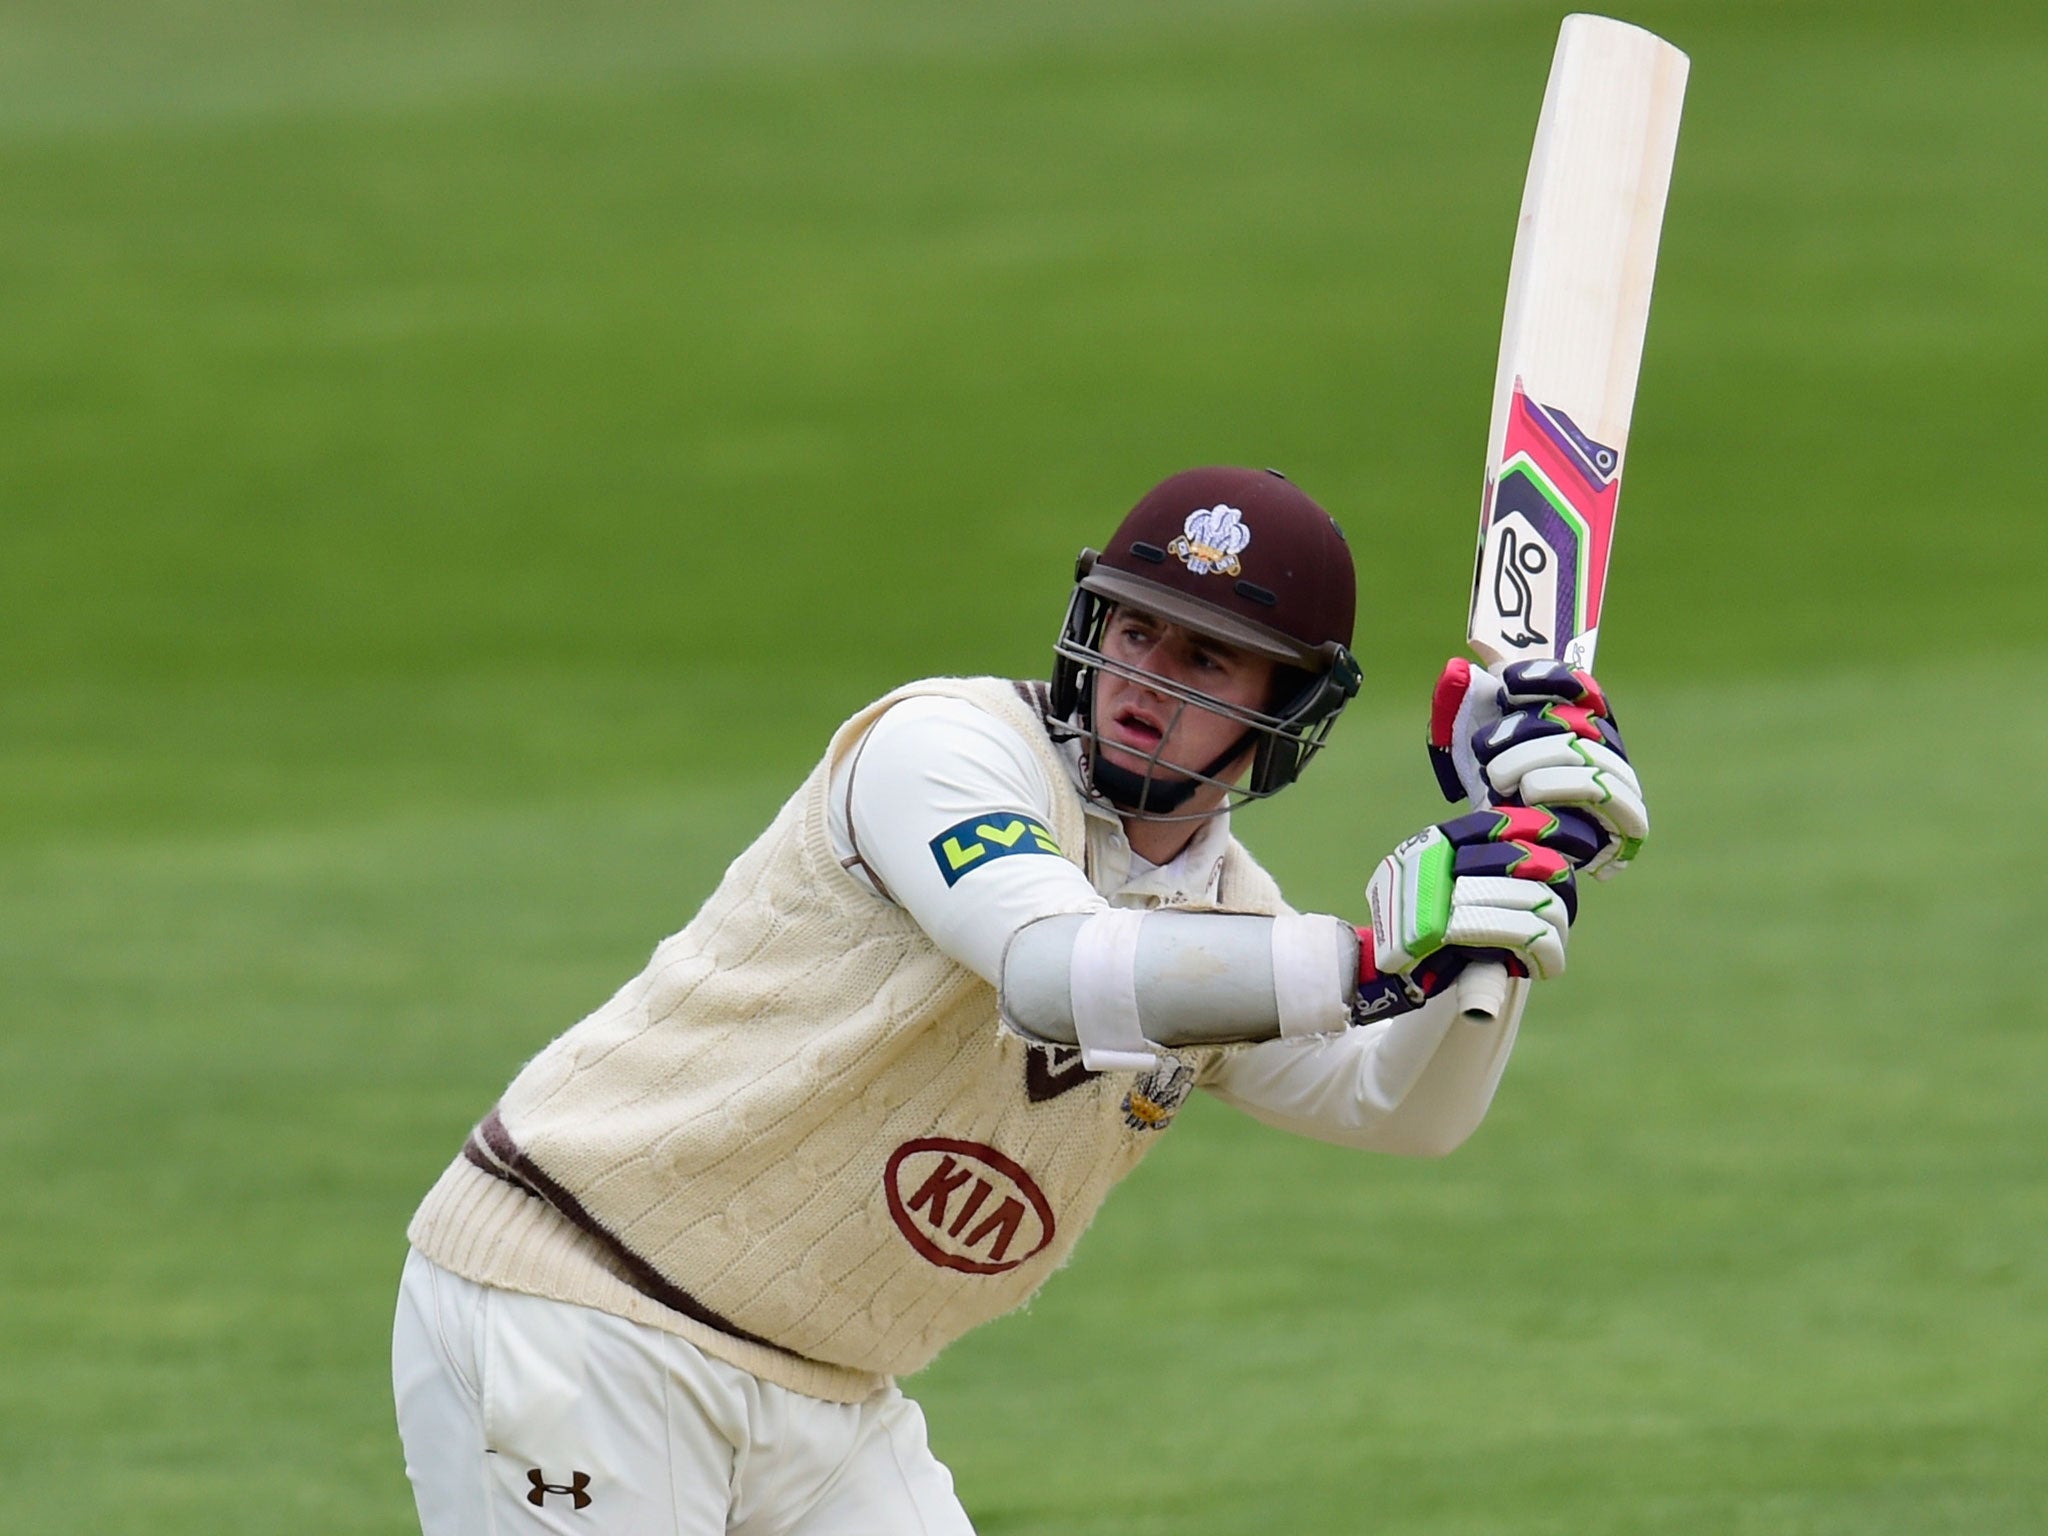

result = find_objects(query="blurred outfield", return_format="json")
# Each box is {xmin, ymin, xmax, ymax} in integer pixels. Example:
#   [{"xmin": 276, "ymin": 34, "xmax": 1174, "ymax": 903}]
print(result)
[{"xmin": 4, "ymin": 0, "xmax": 2046, "ymax": 1531}]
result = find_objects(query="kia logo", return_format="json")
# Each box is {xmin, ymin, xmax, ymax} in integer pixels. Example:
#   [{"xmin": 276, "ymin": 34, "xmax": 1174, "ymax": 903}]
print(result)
[{"xmin": 884, "ymin": 1138, "xmax": 1056, "ymax": 1275}]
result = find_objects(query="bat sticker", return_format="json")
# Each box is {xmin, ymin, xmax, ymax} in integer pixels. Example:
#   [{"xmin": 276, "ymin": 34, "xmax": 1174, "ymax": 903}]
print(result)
[{"xmin": 1476, "ymin": 384, "xmax": 1622, "ymax": 663}]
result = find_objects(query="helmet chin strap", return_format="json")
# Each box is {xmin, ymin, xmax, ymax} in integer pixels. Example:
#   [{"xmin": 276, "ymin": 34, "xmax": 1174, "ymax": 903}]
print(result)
[{"xmin": 1087, "ymin": 732, "xmax": 1254, "ymax": 818}]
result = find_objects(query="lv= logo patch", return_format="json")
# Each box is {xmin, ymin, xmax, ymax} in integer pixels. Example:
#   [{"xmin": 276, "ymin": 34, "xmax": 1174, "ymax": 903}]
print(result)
[{"xmin": 928, "ymin": 812, "xmax": 1062, "ymax": 886}]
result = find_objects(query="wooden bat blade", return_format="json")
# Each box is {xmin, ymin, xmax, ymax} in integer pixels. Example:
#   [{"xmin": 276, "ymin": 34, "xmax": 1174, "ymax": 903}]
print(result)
[
  {"xmin": 1468, "ymin": 14, "xmax": 1688, "ymax": 673},
  {"xmin": 1455, "ymin": 16, "xmax": 1685, "ymax": 1027}
]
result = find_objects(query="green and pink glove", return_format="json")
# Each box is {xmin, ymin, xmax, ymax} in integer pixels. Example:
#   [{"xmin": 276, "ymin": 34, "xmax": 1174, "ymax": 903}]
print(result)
[
  {"xmin": 1428, "ymin": 657, "xmax": 1648, "ymax": 878},
  {"xmin": 1352, "ymin": 804, "xmax": 1597, "ymax": 1021}
]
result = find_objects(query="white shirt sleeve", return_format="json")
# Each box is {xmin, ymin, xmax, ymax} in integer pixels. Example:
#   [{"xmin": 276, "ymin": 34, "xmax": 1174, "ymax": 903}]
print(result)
[
  {"xmin": 829, "ymin": 695, "xmax": 1106, "ymax": 985},
  {"xmin": 831, "ymin": 694, "xmax": 1525, "ymax": 1155},
  {"xmin": 1201, "ymin": 978, "xmax": 1529, "ymax": 1155}
]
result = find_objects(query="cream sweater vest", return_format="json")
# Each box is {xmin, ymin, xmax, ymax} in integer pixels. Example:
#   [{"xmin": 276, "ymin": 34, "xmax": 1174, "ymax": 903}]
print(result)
[{"xmin": 409, "ymin": 677, "xmax": 1285, "ymax": 1402}]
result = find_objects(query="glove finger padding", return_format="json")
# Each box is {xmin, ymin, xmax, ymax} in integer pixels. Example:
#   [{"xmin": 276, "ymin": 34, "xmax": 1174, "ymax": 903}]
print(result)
[
  {"xmin": 1478, "ymin": 735, "xmax": 1647, "ymax": 873},
  {"xmin": 1443, "ymin": 875, "xmax": 1570, "ymax": 980},
  {"xmin": 1363, "ymin": 817, "xmax": 1579, "ymax": 989},
  {"xmin": 1498, "ymin": 658, "xmax": 1615, "ymax": 716},
  {"xmin": 1474, "ymin": 698, "xmax": 1628, "ymax": 761},
  {"xmin": 1439, "ymin": 804, "xmax": 1605, "ymax": 877}
]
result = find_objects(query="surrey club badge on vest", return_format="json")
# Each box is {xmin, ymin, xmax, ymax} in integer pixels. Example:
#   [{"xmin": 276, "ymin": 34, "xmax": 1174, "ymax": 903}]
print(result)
[{"xmin": 1122, "ymin": 1058, "xmax": 1196, "ymax": 1132}]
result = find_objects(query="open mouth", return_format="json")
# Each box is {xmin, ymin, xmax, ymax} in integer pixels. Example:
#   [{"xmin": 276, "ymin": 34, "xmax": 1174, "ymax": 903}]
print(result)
[{"xmin": 1107, "ymin": 705, "xmax": 1166, "ymax": 755}]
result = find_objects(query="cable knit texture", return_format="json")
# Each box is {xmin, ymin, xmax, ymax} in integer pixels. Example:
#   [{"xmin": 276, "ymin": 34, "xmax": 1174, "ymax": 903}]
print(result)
[{"xmin": 408, "ymin": 677, "xmax": 1285, "ymax": 1402}]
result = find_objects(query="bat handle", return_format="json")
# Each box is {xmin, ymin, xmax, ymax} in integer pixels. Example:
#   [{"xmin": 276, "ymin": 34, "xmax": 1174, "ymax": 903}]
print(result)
[{"xmin": 1455, "ymin": 960, "xmax": 1512, "ymax": 1024}]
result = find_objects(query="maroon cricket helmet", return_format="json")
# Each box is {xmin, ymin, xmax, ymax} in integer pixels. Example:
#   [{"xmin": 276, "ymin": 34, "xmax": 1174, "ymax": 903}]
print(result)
[
  {"xmin": 1050, "ymin": 466, "xmax": 1364, "ymax": 812},
  {"xmin": 1082, "ymin": 466, "xmax": 1358, "ymax": 663}
]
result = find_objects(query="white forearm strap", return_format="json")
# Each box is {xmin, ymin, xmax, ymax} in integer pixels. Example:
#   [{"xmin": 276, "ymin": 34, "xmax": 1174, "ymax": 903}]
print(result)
[
  {"xmin": 1066, "ymin": 908, "xmax": 1157, "ymax": 1072},
  {"xmin": 1270, "ymin": 912, "xmax": 1354, "ymax": 1039},
  {"xmin": 1000, "ymin": 909, "xmax": 1357, "ymax": 1062}
]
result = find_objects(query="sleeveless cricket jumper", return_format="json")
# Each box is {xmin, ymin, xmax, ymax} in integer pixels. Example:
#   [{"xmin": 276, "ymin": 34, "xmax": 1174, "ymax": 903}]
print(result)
[{"xmin": 407, "ymin": 677, "xmax": 1285, "ymax": 1403}]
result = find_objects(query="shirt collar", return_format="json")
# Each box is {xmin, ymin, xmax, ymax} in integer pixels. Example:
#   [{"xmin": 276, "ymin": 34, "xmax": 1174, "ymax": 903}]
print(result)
[
  {"xmin": 1058, "ymin": 724, "xmax": 1234, "ymax": 904},
  {"xmin": 1120, "ymin": 812, "xmax": 1231, "ymax": 904}
]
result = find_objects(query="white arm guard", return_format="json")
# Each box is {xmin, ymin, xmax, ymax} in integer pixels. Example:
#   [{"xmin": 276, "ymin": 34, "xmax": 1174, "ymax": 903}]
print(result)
[{"xmin": 999, "ymin": 908, "xmax": 1358, "ymax": 1071}]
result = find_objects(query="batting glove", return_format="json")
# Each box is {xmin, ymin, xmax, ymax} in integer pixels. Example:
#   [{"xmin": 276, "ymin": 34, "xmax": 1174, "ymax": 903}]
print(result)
[
  {"xmin": 1427, "ymin": 656, "xmax": 1647, "ymax": 878},
  {"xmin": 1352, "ymin": 807, "xmax": 1583, "ymax": 1022}
]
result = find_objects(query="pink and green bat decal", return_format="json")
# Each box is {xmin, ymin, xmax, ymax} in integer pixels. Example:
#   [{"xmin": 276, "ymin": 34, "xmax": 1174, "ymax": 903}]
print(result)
[{"xmin": 1472, "ymin": 380, "xmax": 1621, "ymax": 669}]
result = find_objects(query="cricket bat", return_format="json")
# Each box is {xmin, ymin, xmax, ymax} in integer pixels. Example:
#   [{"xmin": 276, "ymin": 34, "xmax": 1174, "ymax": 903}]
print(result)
[{"xmin": 1456, "ymin": 14, "xmax": 1688, "ymax": 1023}]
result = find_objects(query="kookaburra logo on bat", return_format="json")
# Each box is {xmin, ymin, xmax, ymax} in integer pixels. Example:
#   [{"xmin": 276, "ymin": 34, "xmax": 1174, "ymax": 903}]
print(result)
[{"xmin": 1491, "ymin": 522, "xmax": 1552, "ymax": 649}]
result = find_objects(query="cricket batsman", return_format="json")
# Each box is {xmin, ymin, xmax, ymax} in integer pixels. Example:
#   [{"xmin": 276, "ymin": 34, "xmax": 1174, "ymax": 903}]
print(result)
[{"xmin": 392, "ymin": 465, "xmax": 1647, "ymax": 1534}]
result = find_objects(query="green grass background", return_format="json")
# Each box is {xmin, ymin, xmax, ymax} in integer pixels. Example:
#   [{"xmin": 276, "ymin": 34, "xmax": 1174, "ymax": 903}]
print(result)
[{"xmin": 5, "ymin": 0, "xmax": 2045, "ymax": 1530}]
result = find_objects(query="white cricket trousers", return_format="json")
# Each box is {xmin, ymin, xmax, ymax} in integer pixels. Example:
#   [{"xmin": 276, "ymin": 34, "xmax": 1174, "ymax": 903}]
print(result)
[{"xmin": 393, "ymin": 1250, "xmax": 976, "ymax": 1535}]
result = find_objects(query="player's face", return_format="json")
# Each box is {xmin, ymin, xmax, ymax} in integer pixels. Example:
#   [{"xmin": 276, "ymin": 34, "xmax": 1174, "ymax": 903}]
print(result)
[{"xmin": 1093, "ymin": 607, "xmax": 1276, "ymax": 785}]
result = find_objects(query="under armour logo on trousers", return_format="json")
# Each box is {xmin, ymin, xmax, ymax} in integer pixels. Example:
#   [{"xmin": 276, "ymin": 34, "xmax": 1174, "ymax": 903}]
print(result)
[{"xmin": 526, "ymin": 1468, "xmax": 593, "ymax": 1510}]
